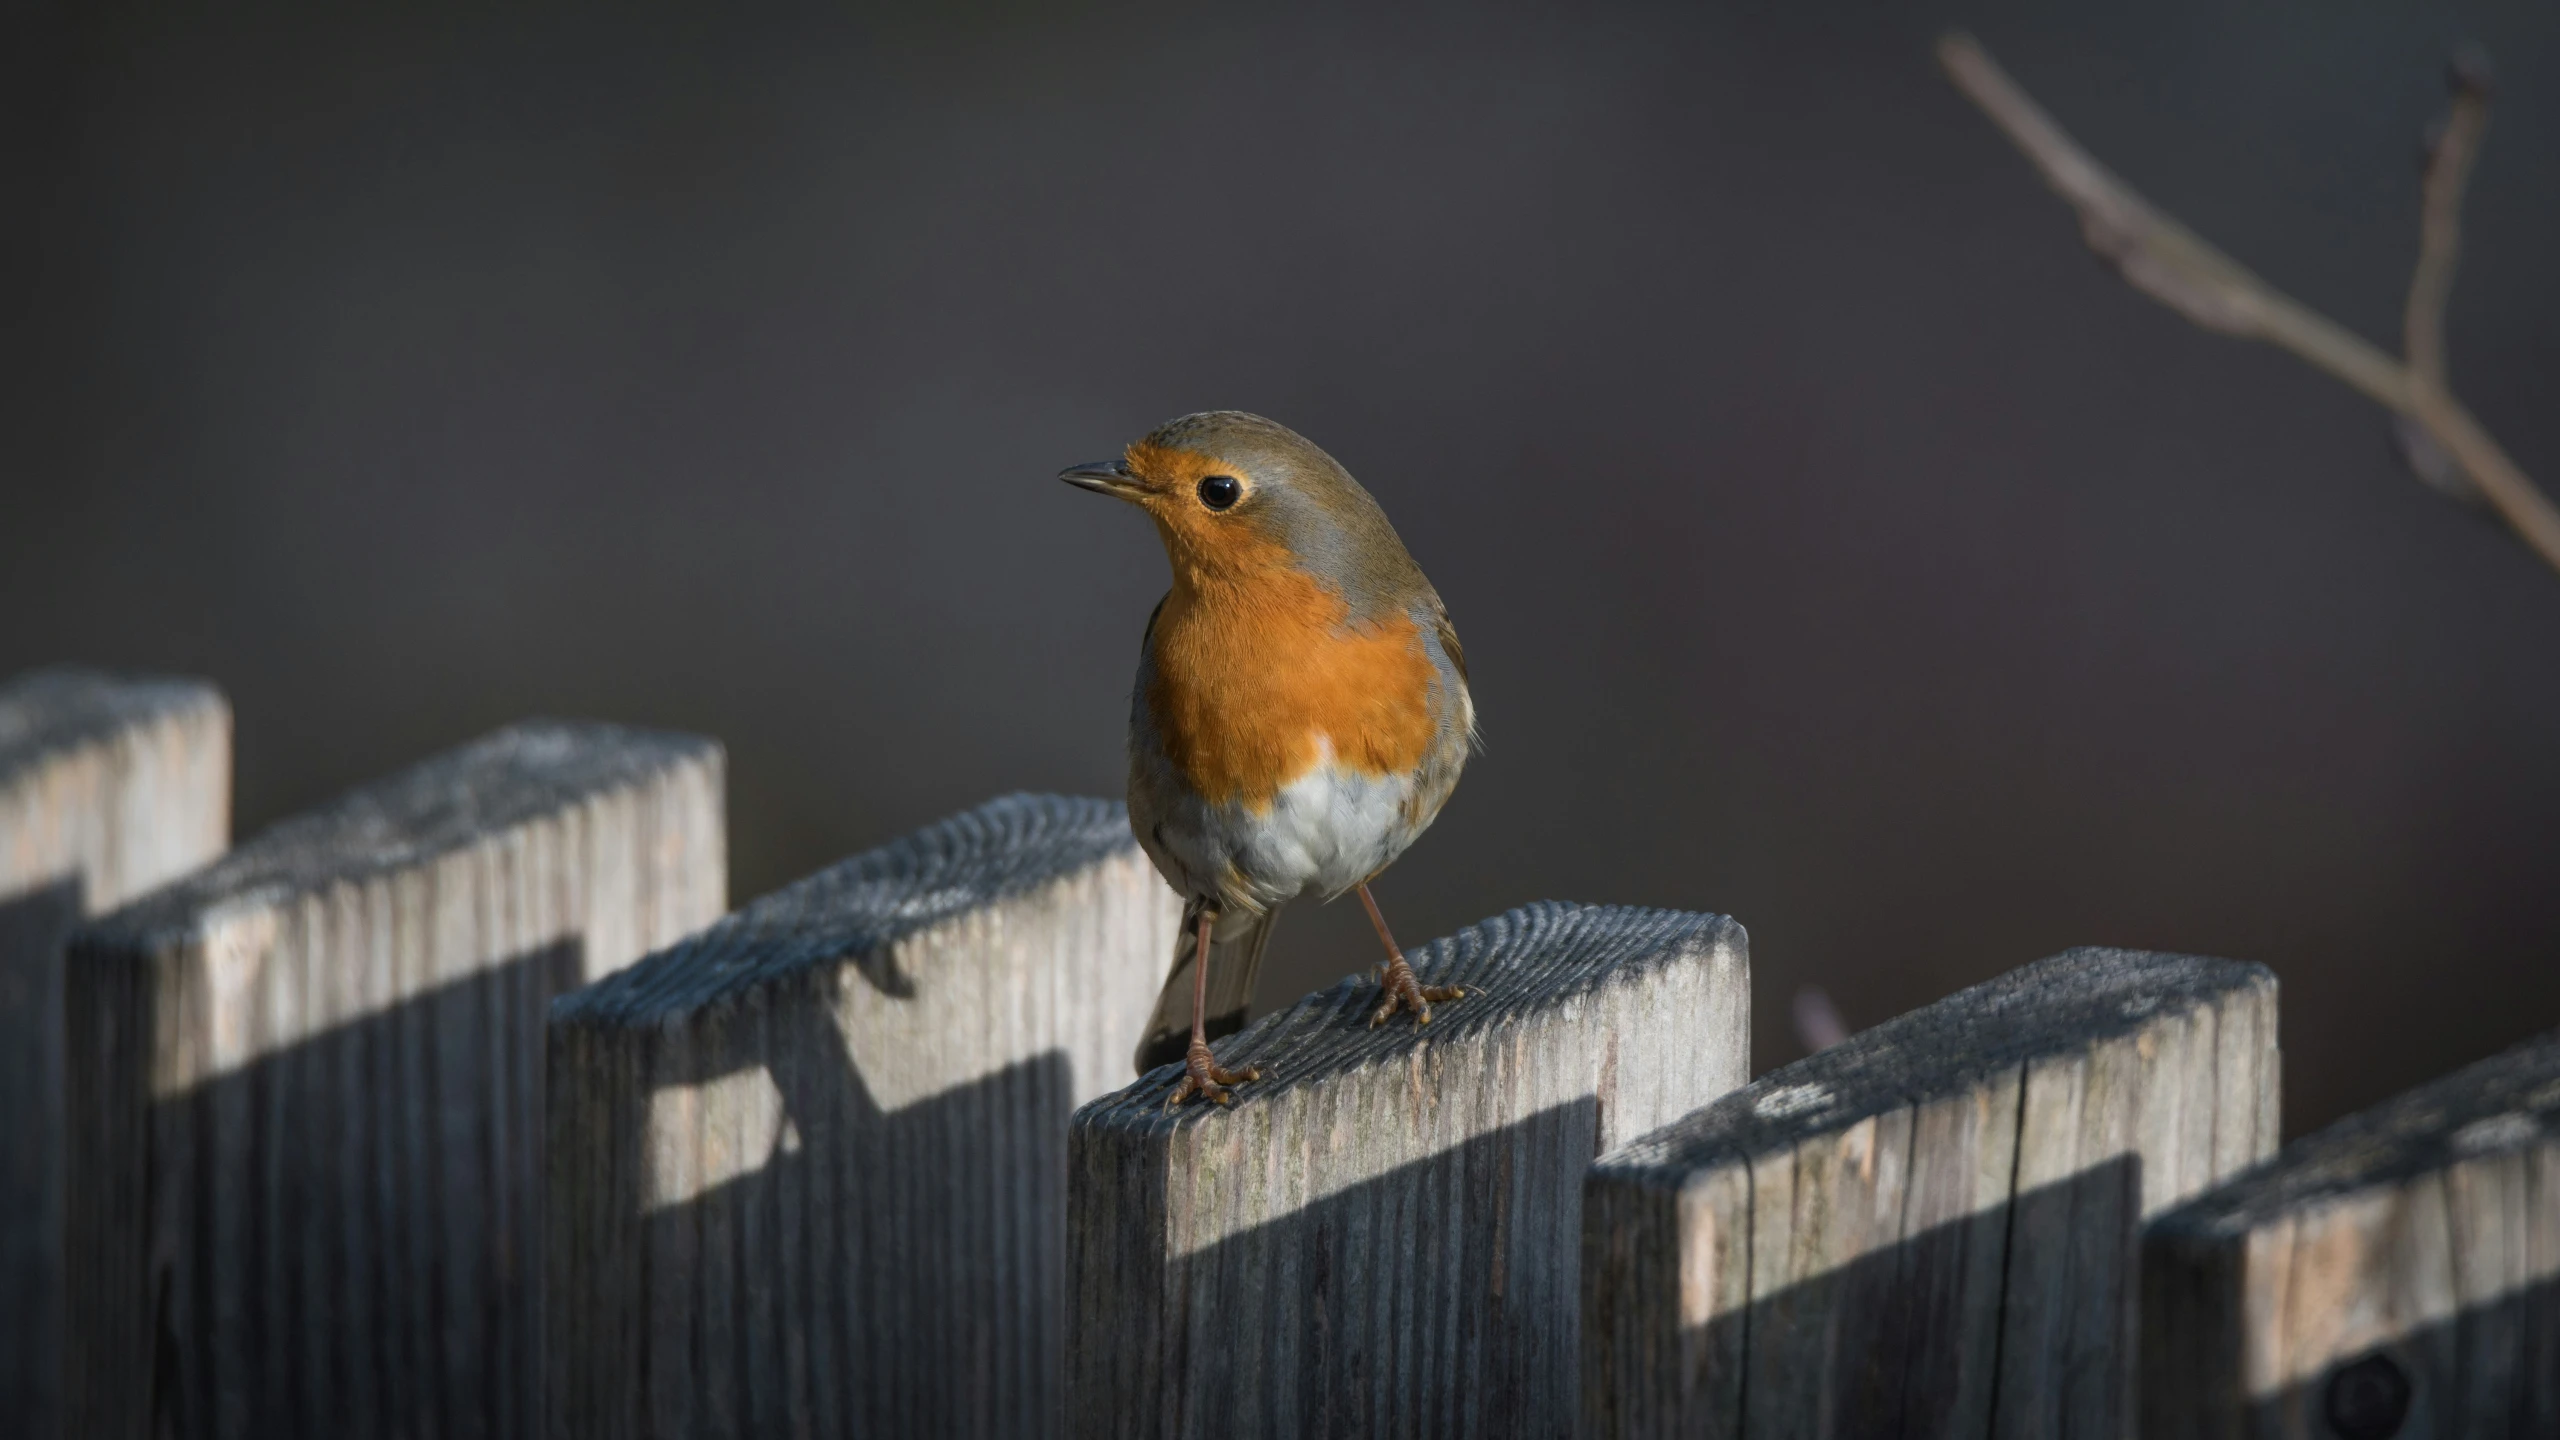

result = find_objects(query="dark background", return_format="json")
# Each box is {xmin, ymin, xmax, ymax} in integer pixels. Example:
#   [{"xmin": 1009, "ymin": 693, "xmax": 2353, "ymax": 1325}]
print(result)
[{"xmin": 9, "ymin": 1, "xmax": 2555, "ymax": 1134}]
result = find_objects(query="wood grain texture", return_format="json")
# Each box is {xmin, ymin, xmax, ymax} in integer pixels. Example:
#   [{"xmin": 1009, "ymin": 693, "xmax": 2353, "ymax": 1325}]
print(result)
[
  {"xmin": 1584, "ymin": 946, "xmax": 2279, "ymax": 1440},
  {"xmin": 0, "ymin": 668, "xmax": 230, "ymax": 1440},
  {"xmin": 0, "ymin": 667, "xmax": 231, "ymax": 908},
  {"xmin": 62, "ymin": 720, "xmax": 724, "ymax": 1440},
  {"xmin": 545, "ymin": 792, "xmax": 1177, "ymax": 1440},
  {"xmin": 2143, "ymin": 1028, "xmax": 2560, "ymax": 1439},
  {"xmin": 1067, "ymin": 901, "xmax": 1751, "ymax": 1439}
]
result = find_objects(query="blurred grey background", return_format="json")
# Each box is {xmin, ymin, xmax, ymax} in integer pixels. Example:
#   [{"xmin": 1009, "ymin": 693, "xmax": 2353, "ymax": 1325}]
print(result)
[{"xmin": 9, "ymin": 1, "xmax": 2556, "ymax": 1134}]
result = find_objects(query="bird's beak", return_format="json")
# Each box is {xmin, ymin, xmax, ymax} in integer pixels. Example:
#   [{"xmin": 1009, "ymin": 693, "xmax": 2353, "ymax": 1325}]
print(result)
[{"xmin": 1058, "ymin": 459, "xmax": 1150, "ymax": 502}]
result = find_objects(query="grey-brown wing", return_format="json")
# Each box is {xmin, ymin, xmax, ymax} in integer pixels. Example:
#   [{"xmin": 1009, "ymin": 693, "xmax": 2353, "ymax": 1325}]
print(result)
[
  {"xmin": 1434, "ymin": 612, "xmax": 1467, "ymax": 685},
  {"xmin": 1131, "ymin": 903, "xmax": 1280, "ymax": 1075}
]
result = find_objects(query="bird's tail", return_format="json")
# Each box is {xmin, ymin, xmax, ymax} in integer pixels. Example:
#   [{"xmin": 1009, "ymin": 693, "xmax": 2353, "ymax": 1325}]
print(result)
[{"xmin": 1132, "ymin": 901, "xmax": 1279, "ymax": 1075}]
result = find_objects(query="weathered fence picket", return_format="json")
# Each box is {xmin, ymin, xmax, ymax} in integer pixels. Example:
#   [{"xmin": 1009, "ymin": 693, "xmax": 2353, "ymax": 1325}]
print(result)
[
  {"xmin": 2143, "ymin": 1028, "xmax": 2560, "ymax": 1439},
  {"xmin": 1582, "ymin": 946, "xmax": 2280, "ymax": 1439},
  {"xmin": 0, "ymin": 669, "xmax": 230, "ymax": 1440},
  {"xmin": 1067, "ymin": 901, "xmax": 1751, "ymax": 1439},
  {"xmin": 62, "ymin": 720, "xmax": 724, "ymax": 1440},
  {"xmin": 544, "ymin": 793, "xmax": 1176, "ymax": 1440}
]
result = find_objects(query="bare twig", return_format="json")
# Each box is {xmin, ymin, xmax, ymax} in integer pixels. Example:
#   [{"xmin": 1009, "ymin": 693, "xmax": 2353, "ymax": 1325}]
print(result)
[
  {"xmin": 2406, "ymin": 48, "xmax": 2492, "ymax": 393},
  {"xmin": 2396, "ymin": 49, "xmax": 2496, "ymax": 504},
  {"xmin": 1935, "ymin": 34, "xmax": 2407, "ymax": 407},
  {"xmin": 1937, "ymin": 32, "xmax": 2560, "ymax": 579},
  {"xmin": 1791, "ymin": 985, "xmax": 1849, "ymax": 1053}
]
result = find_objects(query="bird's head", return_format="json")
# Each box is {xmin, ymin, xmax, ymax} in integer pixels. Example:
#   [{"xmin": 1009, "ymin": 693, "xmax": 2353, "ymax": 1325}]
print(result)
[{"xmin": 1059, "ymin": 411, "xmax": 1414, "ymax": 601}]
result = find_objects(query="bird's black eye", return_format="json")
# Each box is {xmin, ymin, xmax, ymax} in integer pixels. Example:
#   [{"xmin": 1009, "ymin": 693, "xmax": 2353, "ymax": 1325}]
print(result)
[{"xmin": 1197, "ymin": 474, "xmax": 1242, "ymax": 511}]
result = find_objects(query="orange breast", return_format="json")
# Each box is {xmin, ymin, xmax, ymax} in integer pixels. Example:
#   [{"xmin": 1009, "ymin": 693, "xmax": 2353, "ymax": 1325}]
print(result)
[{"xmin": 1146, "ymin": 551, "xmax": 1438, "ymax": 810}]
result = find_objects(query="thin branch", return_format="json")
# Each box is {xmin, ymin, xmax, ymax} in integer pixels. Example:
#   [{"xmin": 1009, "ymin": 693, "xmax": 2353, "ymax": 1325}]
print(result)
[
  {"xmin": 1935, "ymin": 34, "xmax": 2407, "ymax": 408},
  {"xmin": 2405, "ymin": 49, "xmax": 2491, "ymax": 393},
  {"xmin": 2396, "ymin": 50, "xmax": 2495, "ymax": 505},
  {"xmin": 1936, "ymin": 32, "xmax": 2560, "ymax": 580},
  {"xmin": 1791, "ymin": 986, "xmax": 1849, "ymax": 1054}
]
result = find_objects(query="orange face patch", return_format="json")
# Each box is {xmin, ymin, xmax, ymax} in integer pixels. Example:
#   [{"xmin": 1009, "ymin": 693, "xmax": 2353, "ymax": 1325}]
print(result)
[
  {"xmin": 1127, "ymin": 444, "xmax": 1438, "ymax": 808},
  {"xmin": 1122, "ymin": 442, "xmax": 1261, "ymax": 572}
]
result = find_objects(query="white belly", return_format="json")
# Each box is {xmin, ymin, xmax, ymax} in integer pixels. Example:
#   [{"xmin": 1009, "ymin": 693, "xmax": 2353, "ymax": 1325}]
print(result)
[
  {"xmin": 1129, "ymin": 732, "xmax": 1424, "ymax": 925},
  {"xmin": 1228, "ymin": 741, "xmax": 1416, "ymax": 910}
]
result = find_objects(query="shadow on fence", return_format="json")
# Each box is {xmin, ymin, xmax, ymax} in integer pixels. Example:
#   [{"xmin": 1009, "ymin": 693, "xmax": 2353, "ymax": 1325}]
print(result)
[
  {"xmin": 1678, "ymin": 1154, "xmax": 2145, "ymax": 1436},
  {"xmin": 1078, "ymin": 1097, "xmax": 1604, "ymax": 1439},
  {"xmin": 1, "ymin": 879, "xmax": 82, "ymax": 1440},
  {"xmin": 2244, "ymin": 1276, "xmax": 2560, "ymax": 1438},
  {"xmin": 574, "ymin": 983, "xmax": 1085, "ymax": 1438},
  {"xmin": 126, "ymin": 936, "xmax": 584, "ymax": 1439}
]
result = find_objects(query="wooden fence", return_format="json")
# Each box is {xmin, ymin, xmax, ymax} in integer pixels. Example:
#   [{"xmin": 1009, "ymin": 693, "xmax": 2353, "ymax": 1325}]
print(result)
[
  {"xmin": 0, "ymin": 662, "xmax": 2550, "ymax": 1438},
  {"xmin": 1, "ymin": 670, "xmax": 229, "ymax": 1440}
]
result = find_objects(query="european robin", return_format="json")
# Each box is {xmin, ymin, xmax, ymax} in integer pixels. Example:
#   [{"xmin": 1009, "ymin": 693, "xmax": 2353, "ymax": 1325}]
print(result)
[{"xmin": 1061, "ymin": 411, "xmax": 1475, "ymax": 1108}]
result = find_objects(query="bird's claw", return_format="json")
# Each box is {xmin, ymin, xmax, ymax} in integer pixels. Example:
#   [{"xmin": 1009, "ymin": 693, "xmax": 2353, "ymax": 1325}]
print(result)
[
  {"xmin": 1165, "ymin": 1036, "xmax": 1261, "ymax": 1110},
  {"xmin": 1368, "ymin": 957, "xmax": 1466, "ymax": 1029}
]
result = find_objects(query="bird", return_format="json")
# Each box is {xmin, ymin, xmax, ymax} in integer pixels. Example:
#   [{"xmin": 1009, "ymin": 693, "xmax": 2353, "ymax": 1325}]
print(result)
[{"xmin": 1061, "ymin": 410, "xmax": 1476, "ymax": 1108}]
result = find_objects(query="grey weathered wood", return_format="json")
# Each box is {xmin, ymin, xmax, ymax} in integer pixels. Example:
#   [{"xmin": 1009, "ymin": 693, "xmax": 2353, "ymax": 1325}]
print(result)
[
  {"xmin": 63, "ymin": 720, "xmax": 724, "ymax": 1440},
  {"xmin": 1584, "ymin": 946, "xmax": 2280, "ymax": 1439},
  {"xmin": 0, "ymin": 668, "xmax": 229, "ymax": 1440},
  {"xmin": 1068, "ymin": 901, "xmax": 1751, "ymax": 1439},
  {"xmin": 2143, "ymin": 1028, "xmax": 2560, "ymax": 1439},
  {"xmin": 545, "ymin": 792, "xmax": 1177, "ymax": 1440},
  {"xmin": 0, "ymin": 668, "xmax": 231, "ymax": 906}
]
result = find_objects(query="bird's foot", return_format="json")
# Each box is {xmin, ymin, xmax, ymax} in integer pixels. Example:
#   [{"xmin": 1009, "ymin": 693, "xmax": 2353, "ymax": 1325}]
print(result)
[
  {"xmin": 1368, "ymin": 956, "xmax": 1467, "ymax": 1028},
  {"xmin": 1164, "ymin": 1036, "xmax": 1262, "ymax": 1110}
]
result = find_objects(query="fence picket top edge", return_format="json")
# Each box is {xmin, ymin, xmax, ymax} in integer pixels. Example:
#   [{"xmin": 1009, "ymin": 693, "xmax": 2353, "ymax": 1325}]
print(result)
[
  {"xmin": 2150, "ymin": 1025, "xmax": 2560, "ymax": 1242},
  {"xmin": 1071, "ymin": 901, "xmax": 1745, "ymax": 1139},
  {"xmin": 76, "ymin": 718, "xmax": 719, "ymax": 952},
  {"xmin": 1592, "ymin": 945, "xmax": 2273, "ymax": 1187},
  {"xmin": 0, "ymin": 666, "xmax": 227, "ymax": 788},
  {"xmin": 552, "ymin": 790, "xmax": 1136, "ymax": 1029}
]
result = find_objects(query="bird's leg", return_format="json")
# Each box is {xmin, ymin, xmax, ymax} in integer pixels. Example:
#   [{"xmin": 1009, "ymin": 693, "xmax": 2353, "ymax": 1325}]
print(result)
[
  {"xmin": 1165, "ymin": 905, "xmax": 1261, "ymax": 1109},
  {"xmin": 1361, "ymin": 882, "xmax": 1467, "ymax": 1028}
]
